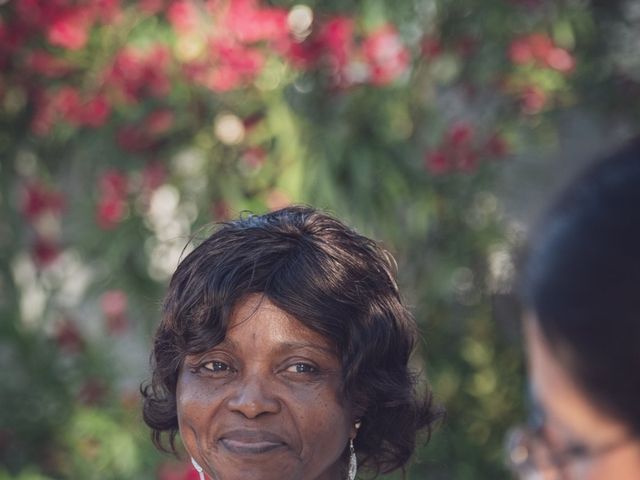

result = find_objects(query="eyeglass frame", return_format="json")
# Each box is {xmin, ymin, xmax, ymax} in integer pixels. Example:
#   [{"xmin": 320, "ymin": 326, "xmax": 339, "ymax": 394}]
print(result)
[{"xmin": 506, "ymin": 392, "xmax": 633, "ymax": 479}]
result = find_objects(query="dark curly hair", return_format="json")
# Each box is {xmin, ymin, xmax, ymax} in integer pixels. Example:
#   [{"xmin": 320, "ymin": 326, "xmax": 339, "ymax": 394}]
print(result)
[{"xmin": 142, "ymin": 205, "xmax": 441, "ymax": 475}]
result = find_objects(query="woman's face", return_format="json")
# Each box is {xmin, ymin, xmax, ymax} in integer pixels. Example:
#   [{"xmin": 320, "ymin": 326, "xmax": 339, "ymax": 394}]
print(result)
[
  {"xmin": 524, "ymin": 315, "xmax": 640, "ymax": 480},
  {"xmin": 177, "ymin": 294, "xmax": 356, "ymax": 480}
]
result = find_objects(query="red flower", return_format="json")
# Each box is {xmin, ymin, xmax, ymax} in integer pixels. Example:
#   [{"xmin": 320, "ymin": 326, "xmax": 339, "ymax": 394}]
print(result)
[
  {"xmin": 362, "ymin": 25, "xmax": 410, "ymax": 86},
  {"xmin": 197, "ymin": 38, "xmax": 264, "ymax": 91},
  {"xmin": 425, "ymin": 150, "xmax": 451, "ymax": 175},
  {"xmin": 144, "ymin": 109, "xmax": 175, "ymax": 136},
  {"xmin": 508, "ymin": 37, "xmax": 533, "ymax": 65},
  {"xmin": 99, "ymin": 169, "xmax": 128, "ymax": 198},
  {"xmin": 101, "ymin": 289, "xmax": 128, "ymax": 334},
  {"xmin": 96, "ymin": 195, "xmax": 126, "ymax": 229},
  {"xmin": 447, "ymin": 122, "xmax": 474, "ymax": 147},
  {"xmin": 26, "ymin": 51, "xmax": 72, "ymax": 77},
  {"xmin": 32, "ymin": 237, "xmax": 61, "ymax": 267},
  {"xmin": 546, "ymin": 47, "xmax": 575, "ymax": 73},
  {"xmin": 520, "ymin": 85, "xmax": 547, "ymax": 114},
  {"xmin": 91, "ymin": 0, "xmax": 123, "ymax": 24},
  {"xmin": 320, "ymin": 16, "xmax": 354, "ymax": 70},
  {"xmin": 78, "ymin": 94, "xmax": 111, "ymax": 127},
  {"xmin": 167, "ymin": 0, "xmax": 200, "ymax": 34},
  {"xmin": 527, "ymin": 33, "xmax": 554, "ymax": 63},
  {"xmin": 224, "ymin": 0, "xmax": 289, "ymax": 44},
  {"xmin": 106, "ymin": 45, "xmax": 171, "ymax": 103},
  {"xmin": 140, "ymin": 0, "xmax": 165, "ymax": 14},
  {"xmin": 54, "ymin": 319, "xmax": 85, "ymax": 354},
  {"xmin": 47, "ymin": 7, "xmax": 94, "ymax": 50},
  {"xmin": 21, "ymin": 182, "xmax": 65, "ymax": 221},
  {"xmin": 54, "ymin": 86, "xmax": 82, "ymax": 123}
]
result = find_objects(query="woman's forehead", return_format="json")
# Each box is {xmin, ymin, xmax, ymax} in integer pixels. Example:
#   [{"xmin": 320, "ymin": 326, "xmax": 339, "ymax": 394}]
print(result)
[{"xmin": 225, "ymin": 294, "xmax": 337, "ymax": 352}]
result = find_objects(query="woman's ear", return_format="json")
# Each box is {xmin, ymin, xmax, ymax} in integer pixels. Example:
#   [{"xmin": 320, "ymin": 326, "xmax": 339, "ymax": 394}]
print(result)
[{"xmin": 350, "ymin": 418, "xmax": 362, "ymax": 439}]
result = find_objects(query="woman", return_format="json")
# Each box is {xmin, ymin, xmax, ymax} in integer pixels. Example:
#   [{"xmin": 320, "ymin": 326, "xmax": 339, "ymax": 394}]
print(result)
[
  {"xmin": 507, "ymin": 142, "xmax": 640, "ymax": 479},
  {"xmin": 143, "ymin": 206, "xmax": 440, "ymax": 480}
]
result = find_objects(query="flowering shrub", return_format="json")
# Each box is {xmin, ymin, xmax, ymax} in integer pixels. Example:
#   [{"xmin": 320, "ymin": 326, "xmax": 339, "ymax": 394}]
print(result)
[{"xmin": 1, "ymin": 0, "xmax": 637, "ymax": 479}]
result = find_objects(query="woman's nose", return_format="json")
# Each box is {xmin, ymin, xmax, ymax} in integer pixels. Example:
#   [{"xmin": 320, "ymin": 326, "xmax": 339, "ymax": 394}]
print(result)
[{"xmin": 226, "ymin": 373, "xmax": 281, "ymax": 418}]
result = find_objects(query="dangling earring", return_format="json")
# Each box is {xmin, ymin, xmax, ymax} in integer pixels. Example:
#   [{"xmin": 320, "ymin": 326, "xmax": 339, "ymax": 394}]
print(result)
[
  {"xmin": 348, "ymin": 421, "xmax": 361, "ymax": 480},
  {"xmin": 191, "ymin": 457, "xmax": 205, "ymax": 480},
  {"xmin": 347, "ymin": 438, "xmax": 357, "ymax": 480}
]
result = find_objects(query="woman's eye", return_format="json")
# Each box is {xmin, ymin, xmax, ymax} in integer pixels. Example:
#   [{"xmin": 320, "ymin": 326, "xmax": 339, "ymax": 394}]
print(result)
[
  {"xmin": 286, "ymin": 362, "xmax": 317, "ymax": 374},
  {"xmin": 202, "ymin": 361, "xmax": 232, "ymax": 373}
]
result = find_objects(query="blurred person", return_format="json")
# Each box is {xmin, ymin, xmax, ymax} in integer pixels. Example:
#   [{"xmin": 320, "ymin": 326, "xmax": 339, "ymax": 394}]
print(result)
[
  {"xmin": 142, "ymin": 206, "xmax": 440, "ymax": 480},
  {"xmin": 507, "ymin": 141, "xmax": 640, "ymax": 479}
]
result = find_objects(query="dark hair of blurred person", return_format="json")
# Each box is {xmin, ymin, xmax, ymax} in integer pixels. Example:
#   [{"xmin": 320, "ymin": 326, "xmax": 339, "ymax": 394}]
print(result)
[
  {"xmin": 142, "ymin": 205, "xmax": 441, "ymax": 480},
  {"xmin": 507, "ymin": 141, "xmax": 640, "ymax": 479}
]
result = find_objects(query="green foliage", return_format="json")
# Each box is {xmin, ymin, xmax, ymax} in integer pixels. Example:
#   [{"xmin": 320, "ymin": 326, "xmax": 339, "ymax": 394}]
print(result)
[{"xmin": 1, "ymin": 0, "xmax": 638, "ymax": 478}]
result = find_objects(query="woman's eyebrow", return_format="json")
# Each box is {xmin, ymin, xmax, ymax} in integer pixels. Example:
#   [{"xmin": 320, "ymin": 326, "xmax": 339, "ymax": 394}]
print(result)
[{"xmin": 277, "ymin": 341, "xmax": 337, "ymax": 356}]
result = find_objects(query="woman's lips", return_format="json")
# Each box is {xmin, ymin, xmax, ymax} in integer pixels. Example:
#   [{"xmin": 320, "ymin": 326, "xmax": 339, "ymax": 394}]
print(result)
[{"xmin": 219, "ymin": 429, "xmax": 287, "ymax": 455}]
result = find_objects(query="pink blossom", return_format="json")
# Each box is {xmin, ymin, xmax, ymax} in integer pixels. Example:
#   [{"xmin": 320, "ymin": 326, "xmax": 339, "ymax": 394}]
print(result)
[
  {"xmin": 508, "ymin": 37, "xmax": 533, "ymax": 65},
  {"xmin": 96, "ymin": 195, "xmax": 126, "ymax": 229},
  {"xmin": 520, "ymin": 85, "xmax": 547, "ymax": 114},
  {"xmin": 362, "ymin": 25, "xmax": 410, "ymax": 86},
  {"xmin": 546, "ymin": 47, "xmax": 575, "ymax": 73},
  {"xmin": 47, "ymin": 7, "xmax": 94, "ymax": 50},
  {"xmin": 54, "ymin": 86, "xmax": 82, "ymax": 123},
  {"xmin": 78, "ymin": 94, "xmax": 111, "ymax": 127},
  {"xmin": 447, "ymin": 122, "xmax": 474, "ymax": 147},
  {"xmin": 140, "ymin": 0, "xmax": 165, "ymax": 14},
  {"xmin": 101, "ymin": 289, "xmax": 128, "ymax": 334},
  {"xmin": 224, "ymin": 0, "xmax": 289, "ymax": 44},
  {"xmin": 32, "ymin": 237, "xmax": 62, "ymax": 267},
  {"xmin": 26, "ymin": 51, "xmax": 72, "ymax": 77},
  {"xmin": 527, "ymin": 33, "xmax": 554, "ymax": 62},
  {"xmin": 99, "ymin": 170, "xmax": 128, "ymax": 198},
  {"xmin": 320, "ymin": 17, "xmax": 354, "ymax": 69},
  {"xmin": 144, "ymin": 109, "xmax": 175, "ymax": 136},
  {"xmin": 425, "ymin": 150, "xmax": 451, "ymax": 175},
  {"xmin": 194, "ymin": 39, "xmax": 264, "ymax": 91},
  {"xmin": 91, "ymin": 0, "xmax": 123, "ymax": 24},
  {"xmin": 21, "ymin": 181, "xmax": 65, "ymax": 221},
  {"xmin": 167, "ymin": 0, "xmax": 200, "ymax": 34},
  {"xmin": 106, "ymin": 45, "xmax": 171, "ymax": 103}
]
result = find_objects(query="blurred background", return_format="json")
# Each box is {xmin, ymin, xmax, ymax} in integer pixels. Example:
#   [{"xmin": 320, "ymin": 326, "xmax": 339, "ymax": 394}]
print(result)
[{"xmin": 0, "ymin": 0, "xmax": 638, "ymax": 478}]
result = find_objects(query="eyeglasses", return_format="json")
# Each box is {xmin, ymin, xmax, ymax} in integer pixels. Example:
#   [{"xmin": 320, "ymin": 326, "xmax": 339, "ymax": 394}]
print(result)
[{"xmin": 505, "ymin": 404, "xmax": 632, "ymax": 480}]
